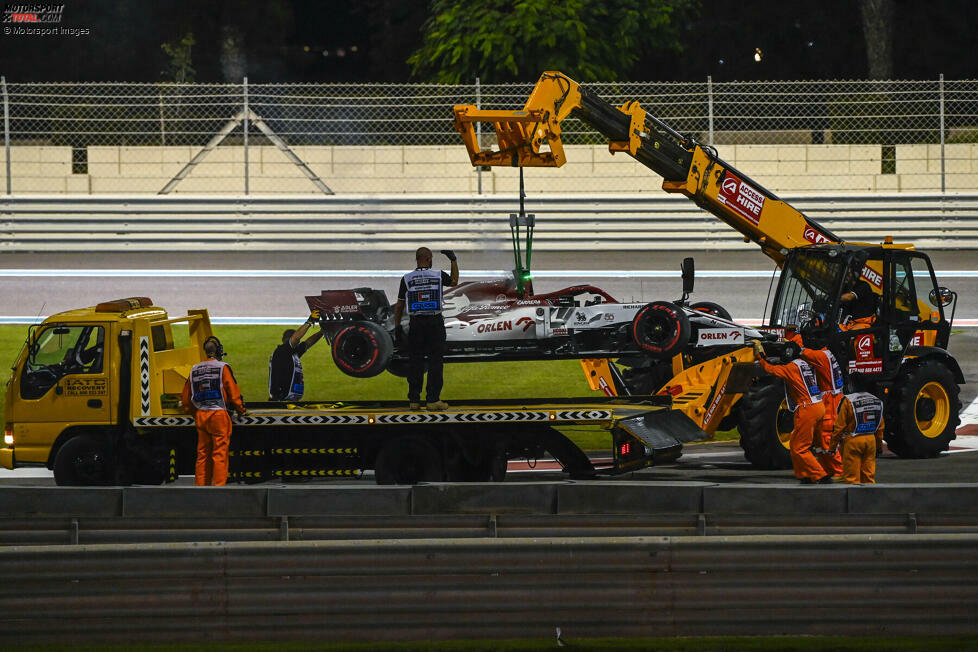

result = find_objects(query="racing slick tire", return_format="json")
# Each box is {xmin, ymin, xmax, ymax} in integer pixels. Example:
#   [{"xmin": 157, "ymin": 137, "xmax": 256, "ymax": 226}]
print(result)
[
  {"xmin": 690, "ymin": 301, "xmax": 732, "ymax": 321},
  {"xmin": 884, "ymin": 359, "xmax": 961, "ymax": 458},
  {"xmin": 386, "ymin": 358, "xmax": 410, "ymax": 378},
  {"xmin": 631, "ymin": 301, "xmax": 690, "ymax": 359},
  {"xmin": 735, "ymin": 378, "xmax": 793, "ymax": 470},
  {"xmin": 331, "ymin": 321, "xmax": 393, "ymax": 378}
]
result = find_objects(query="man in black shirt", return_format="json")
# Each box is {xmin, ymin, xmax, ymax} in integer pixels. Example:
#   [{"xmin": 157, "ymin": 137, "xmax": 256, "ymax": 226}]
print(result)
[
  {"xmin": 840, "ymin": 266, "xmax": 878, "ymax": 322},
  {"xmin": 392, "ymin": 247, "xmax": 459, "ymax": 411},
  {"xmin": 268, "ymin": 310, "xmax": 323, "ymax": 401}
]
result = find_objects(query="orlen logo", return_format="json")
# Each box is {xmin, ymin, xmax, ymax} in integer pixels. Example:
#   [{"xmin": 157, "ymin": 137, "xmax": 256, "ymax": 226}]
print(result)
[
  {"xmin": 855, "ymin": 333, "xmax": 874, "ymax": 359},
  {"xmin": 803, "ymin": 226, "xmax": 832, "ymax": 244},
  {"xmin": 515, "ymin": 316, "xmax": 534, "ymax": 332}
]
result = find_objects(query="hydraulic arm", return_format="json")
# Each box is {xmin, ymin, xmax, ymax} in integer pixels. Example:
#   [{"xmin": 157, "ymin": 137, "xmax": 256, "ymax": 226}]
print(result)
[{"xmin": 453, "ymin": 71, "xmax": 842, "ymax": 266}]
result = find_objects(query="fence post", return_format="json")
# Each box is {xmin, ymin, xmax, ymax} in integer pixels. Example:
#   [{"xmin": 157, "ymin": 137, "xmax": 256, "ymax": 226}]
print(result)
[
  {"xmin": 707, "ymin": 75, "xmax": 714, "ymax": 147},
  {"xmin": 475, "ymin": 76, "xmax": 482, "ymax": 195},
  {"xmin": 243, "ymin": 76, "xmax": 250, "ymax": 195},
  {"xmin": 159, "ymin": 90, "xmax": 165, "ymax": 147},
  {"xmin": 939, "ymin": 73, "xmax": 945, "ymax": 194},
  {"xmin": 2, "ymin": 76, "xmax": 10, "ymax": 195}
]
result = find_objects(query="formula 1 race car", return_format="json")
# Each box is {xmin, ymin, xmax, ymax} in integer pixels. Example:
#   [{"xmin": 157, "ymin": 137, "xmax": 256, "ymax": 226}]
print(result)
[{"xmin": 305, "ymin": 265, "xmax": 768, "ymax": 381}]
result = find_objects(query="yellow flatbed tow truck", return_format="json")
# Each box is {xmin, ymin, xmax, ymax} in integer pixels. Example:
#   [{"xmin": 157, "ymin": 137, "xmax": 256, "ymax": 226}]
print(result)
[{"xmin": 2, "ymin": 298, "xmax": 708, "ymax": 486}]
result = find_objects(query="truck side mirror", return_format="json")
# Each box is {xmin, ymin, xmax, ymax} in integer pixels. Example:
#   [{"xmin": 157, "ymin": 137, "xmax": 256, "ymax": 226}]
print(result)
[
  {"xmin": 681, "ymin": 257, "xmax": 695, "ymax": 296},
  {"xmin": 929, "ymin": 287, "xmax": 954, "ymax": 307}
]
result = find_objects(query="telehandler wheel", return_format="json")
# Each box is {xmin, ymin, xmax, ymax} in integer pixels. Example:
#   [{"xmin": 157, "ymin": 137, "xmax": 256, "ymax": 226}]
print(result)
[
  {"xmin": 884, "ymin": 359, "xmax": 961, "ymax": 458},
  {"xmin": 631, "ymin": 301, "xmax": 690, "ymax": 360},
  {"xmin": 53, "ymin": 435, "xmax": 112, "ymax": 486},
  {"xmin": 331, "ymin": 321, "xmax": 393, "ymax": 378},
  {"xmin": 690, "ymin": 301, "xmax": 732, "ymax": 321},
  {"xmin": 735, "ymin": 379, "xmax": 793, "ymax": 470},
  {"xmin": 374, "ymin": 435, "xmax": 444, "ymax": 485}
]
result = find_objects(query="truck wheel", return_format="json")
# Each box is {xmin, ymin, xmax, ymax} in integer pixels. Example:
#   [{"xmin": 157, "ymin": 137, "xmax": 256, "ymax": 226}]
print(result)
[
  {"xmin": 735, "ymin": 379, "xmax": 793, "ymax": 470},
  {"xmin": 374, "ymin": 435, "xmax": 443, "ymax": 485},
  {"xmin": 884, "ymin": 359, "xmax": 961, "ymax": 458},
  {"xmin": 331, "ymin": 321, "xmax": 393, "ymax": 378},
  {"xmin": 690, "ymin": 301, "xmax": 732, "ymax": 321},
  {"xmin": 53, "ymin": 435, "xmax": 112, "ymax": 486},
  {"xmin": 631, "ymin": 301, "xmax": 690, "ymax": 359}
]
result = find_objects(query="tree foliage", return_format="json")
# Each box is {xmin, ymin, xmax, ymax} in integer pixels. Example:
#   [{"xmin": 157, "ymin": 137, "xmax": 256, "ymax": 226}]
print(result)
[{"xmin": 408, "ymin": 0, "xmax": 694, "ymax": 83}]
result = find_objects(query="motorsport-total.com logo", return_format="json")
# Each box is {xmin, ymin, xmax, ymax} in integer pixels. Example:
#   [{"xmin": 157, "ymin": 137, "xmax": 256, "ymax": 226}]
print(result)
[
  {"xmin": 3, "ymin": 3, "xmax": 90, "ymax": 36},
  {"xmin": 2, "ymin": 3, "xmax": 63, "ymax": 23}
]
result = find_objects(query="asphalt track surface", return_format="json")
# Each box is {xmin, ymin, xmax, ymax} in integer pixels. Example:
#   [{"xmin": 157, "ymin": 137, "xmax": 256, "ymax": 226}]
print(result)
[
  {"xmin": 0, "ymin": 250, "xmax": 976, "ymax": 324},
  {"xmin": 0, "ymin": 249, "xmax": 974, "ymax": 486}
]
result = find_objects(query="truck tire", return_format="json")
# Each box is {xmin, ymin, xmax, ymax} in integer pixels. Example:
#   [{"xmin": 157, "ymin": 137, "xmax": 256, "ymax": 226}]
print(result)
[
  {"xmin": 374, "ymin": 435, "xmax": 444, "ymax": 485},
  {"xmin": 331, "ymin": 321, "xmax": 393, "ymax": 378},
  {"xmin": 884, "ymin": 359, "xmax": 961, "ymax": 458},
  {"xmin": 690, "ymin": 301, "xmax": 732, "ymax": 321},
  {"xmin": 735, "ymin": 379, "xmax": 793, "ymax": 470},
  {"xmin": 631, "ymin": 301, "xmax": 690, "ymax": 359},
  {"xmin": 53, "ymin": 435, "xmax": 112, "ymax": 486}
]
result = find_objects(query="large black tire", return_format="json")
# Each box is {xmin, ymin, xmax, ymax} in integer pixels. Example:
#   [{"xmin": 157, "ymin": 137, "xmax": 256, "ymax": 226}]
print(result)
[
  {"xmin": 884, "ymin": 359, "xmax": 961, "ymax": 458},
  {"xmin": 631, "ymin": 301, "xmax": 690, "ymax": 360},
  {"xmin": 690, "ymin": 301, "xmax": 732, "ymax": 321},
  {"xmin": 331, "ymin": 321, "xmax": 393, "ymax": 378},
  {"xmin": 374, "ymin": 435, "xmax": 444, "ymax": 485},
  {"xmin": 735, "ymin": 379, "xmax": 794, "ymax": 470},
  {"xmin": 53, "ymin": 435, "xmax": 112, "ymax": 486}
]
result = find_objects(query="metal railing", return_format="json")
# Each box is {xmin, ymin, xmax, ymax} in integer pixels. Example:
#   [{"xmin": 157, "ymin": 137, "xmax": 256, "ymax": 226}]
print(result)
[
  {"xmin": 3, "ymin": 482, "xmax": 978, "ymax": 546},
  {"xmin": 2, "ymin": 534, "xmax": 978, "ymax": 644},
  {"xmin": 1, "ymin": 193, "xmax": 975, "ymax": 251},
  {"xmin": 1, "ymin": 76, "xmax": 976, "ymax": 194}
]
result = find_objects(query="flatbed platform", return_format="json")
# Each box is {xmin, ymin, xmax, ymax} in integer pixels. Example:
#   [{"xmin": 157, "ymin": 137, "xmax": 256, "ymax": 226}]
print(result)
[{"xmin": 134, "ymin": 396, "xmax": 673, "ymax": 429}]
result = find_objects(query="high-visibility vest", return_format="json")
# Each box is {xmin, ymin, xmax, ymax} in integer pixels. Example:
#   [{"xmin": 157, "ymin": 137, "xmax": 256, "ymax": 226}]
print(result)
[
  {"xmin": 786, "ymin": 359, "xmax": 822, "ymax": 411},
  {"xmin": 848, "ymin": 391, "xmax": 884, "ymax": 435},
  {"xmin": 403, "ymin": 268, "xmax": 443, "ymax": 315},
  {"xmin": 190, "ymin": 359, "xmax": 229, "ymax": 411},
  {"xmin": 825, "ymin": 349, "xmax": 844, "ymax": 395}
]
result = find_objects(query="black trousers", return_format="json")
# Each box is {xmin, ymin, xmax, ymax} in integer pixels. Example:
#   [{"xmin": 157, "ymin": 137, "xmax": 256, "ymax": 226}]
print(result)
[{"xmin": 407, "ymin": 314, "xmax": 446, "ymax": 402}]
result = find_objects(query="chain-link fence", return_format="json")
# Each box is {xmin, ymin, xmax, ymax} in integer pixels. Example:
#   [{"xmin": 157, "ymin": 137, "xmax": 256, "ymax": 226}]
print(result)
[{"xmin": 1, "ymin": 76, "xmax": 976, "ymax": 195}]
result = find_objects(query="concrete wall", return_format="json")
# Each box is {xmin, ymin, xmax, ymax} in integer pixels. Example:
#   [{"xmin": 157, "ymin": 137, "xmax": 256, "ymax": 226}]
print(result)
[{"xmin": 1, "ymin": 143, "xmax": 976, "ymax": 194}]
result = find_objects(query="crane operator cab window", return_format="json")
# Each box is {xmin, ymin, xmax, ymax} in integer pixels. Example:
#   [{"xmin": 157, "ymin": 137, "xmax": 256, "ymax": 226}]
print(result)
[
  {"xmin": 21, "ymin": 324, "xmax": 105, "ymax": 400},
  {"xmin": 770, "ymin": 249, "xmax": 846, "ymax": 330}
]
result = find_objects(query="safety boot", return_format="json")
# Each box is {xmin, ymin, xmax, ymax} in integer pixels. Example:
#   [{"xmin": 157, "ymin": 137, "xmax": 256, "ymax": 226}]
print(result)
[
  {"xmin": 409, "ymin": 402, "xmax": 421, "ymax": 411},
  {"xmin": 427, "ymin": 400, "xmax": 449, "ymax": 411}
]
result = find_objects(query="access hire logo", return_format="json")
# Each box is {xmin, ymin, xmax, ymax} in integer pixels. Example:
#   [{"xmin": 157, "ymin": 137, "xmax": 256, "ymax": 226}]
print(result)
[{"xmin": 3, "ymin": 3, "xmax": 63, "ymax": 23}]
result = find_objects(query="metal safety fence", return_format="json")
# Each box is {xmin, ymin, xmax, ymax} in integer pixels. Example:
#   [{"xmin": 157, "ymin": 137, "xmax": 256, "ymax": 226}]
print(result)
[
  {"xmin": 2, "ymin": 535, "xmax": 978, "ymax": 644},
  {"xmin": 1, "ymin": 193, "xmax": 976, "ymax": 252},
  {"xmin": 1, "ymin": 76, "xmax": 976, "ymax": 195}
]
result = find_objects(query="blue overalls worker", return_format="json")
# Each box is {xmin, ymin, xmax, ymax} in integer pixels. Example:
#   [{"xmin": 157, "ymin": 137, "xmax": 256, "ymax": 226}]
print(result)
[{"xmin": 393, "ymin": 247, "xmax": 459, "ymax": 411}]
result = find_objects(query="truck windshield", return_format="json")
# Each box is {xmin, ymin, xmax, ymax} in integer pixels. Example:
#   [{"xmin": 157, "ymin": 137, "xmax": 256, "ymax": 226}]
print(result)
[
  {"xmin": 22, "ymin": 325, "xmax": 105, "ymax": 400},
  {"xmin": 771, "ymin": 251, "xmax": 846, "ymax": 328}
]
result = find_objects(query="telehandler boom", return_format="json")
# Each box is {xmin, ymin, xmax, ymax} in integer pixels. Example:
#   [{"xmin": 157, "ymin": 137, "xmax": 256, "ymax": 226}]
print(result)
[{"xmin": 453, "ymin": 71, "xmax": 963, "ymax": 468}]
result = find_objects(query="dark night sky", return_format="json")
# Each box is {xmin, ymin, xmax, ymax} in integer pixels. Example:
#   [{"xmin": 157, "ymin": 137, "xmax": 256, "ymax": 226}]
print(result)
[{"xmin": 0, "ymin": 0, "xmax": 975, "ymax": 82}]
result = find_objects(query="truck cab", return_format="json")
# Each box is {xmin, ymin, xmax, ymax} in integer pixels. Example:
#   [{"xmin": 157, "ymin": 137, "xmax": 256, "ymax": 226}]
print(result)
[{"xmin": 3, "ymin": 298, "xmax": 212, "ymax": 484}]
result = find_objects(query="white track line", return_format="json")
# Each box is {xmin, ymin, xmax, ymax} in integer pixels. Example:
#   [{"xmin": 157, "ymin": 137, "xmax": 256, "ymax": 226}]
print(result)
[{"xmin": 0, "ymin": 269, "xmax": 976, "ymax": 279}]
